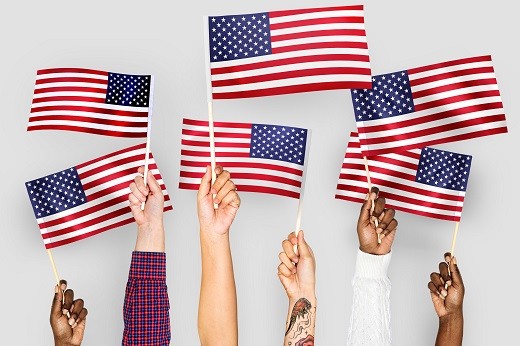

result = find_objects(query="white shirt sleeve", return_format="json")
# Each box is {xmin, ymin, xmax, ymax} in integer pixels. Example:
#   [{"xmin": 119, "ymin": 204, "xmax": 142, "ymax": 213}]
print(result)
[{"xmin": 347, "ymin": 249, "xmax": 392, "ymax": 346}]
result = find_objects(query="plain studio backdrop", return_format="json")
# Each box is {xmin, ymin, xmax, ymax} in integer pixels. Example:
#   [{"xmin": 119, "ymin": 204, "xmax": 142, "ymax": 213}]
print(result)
[{"xmin": 0, "ymin": 0, "xmax": 518, "ymax": 345}]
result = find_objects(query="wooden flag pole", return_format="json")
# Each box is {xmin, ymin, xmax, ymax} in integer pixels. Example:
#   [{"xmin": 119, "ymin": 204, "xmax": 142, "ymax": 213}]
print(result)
[
  {"xmin": 46, "ymin": 249, "xmax": 60, "ymax": 286},
  {"xmin": 450, "ymin": 222, "xmax": 460, "ymax": 257},
  {"xmin": 208, "ymin": 101, "xmax": 218, "ymax": 209},
  {"xmin": 294, "ymin": 130, "xmax": 312, "ymax": 254},
  {"xmin": 363, "ymin": 156, "xmax": 381, "ymax": 244},
  {"xmin": 141, "ymin": 75, "xmax": 155, "ymax": 211}
]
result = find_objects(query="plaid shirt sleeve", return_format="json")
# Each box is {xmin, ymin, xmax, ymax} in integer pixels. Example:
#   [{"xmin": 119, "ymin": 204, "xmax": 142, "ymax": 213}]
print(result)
[{"xmin": 122, "ymin": 251, "xmax": 171, "ymax": 345}]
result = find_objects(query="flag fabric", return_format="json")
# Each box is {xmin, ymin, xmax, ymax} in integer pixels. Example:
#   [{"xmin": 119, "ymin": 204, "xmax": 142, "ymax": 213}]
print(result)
[
  {"xmin": 207, "ymin": 5, "xmax": 372, "ymax": 99},
  {"xmin": 335, "ymin": 132, "xmax": 472, "ymax": 222},
  {"xmin": 352, "ymin": 55, "xmax": 507, "ymax": 156},
  {"xmin": 28, "ymin": 68, "xmax": 151, "ymax": 137},
  {"xmin": 179, "ymin": 118, "xmax": 308, "ymax": 199},
  {"xmin": 25, "ymin": 144, "xmax": 173, "ymax": 249}
]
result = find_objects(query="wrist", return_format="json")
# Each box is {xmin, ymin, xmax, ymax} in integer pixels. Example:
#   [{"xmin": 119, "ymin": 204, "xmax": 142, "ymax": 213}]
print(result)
[
  {"xmin": 439, "ymin": 309, "xmax": 463, "ymax": 325},
  {"xmin": 289, "ymin": 290, "xmax": 316, "ymax": 304}
]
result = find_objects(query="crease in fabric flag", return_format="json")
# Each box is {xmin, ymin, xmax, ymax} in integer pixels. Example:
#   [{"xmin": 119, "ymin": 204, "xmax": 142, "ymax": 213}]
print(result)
[
  {"xmin": 28, "ymin": 68, "xmax": 152, "ymax": 137},
  {"xmin": 179, "ymin": 118, "xmax": 308, "ymax": 199},
  {"xmin": 25, "ymin": 144, "xmax": 173, "ymax": 249},
  {"xmin": 335, "ymin": 132, "xmax": 472, "ymax": 222},
  {"xmin": 351, "ymin": 55, "xmax": 507, "ymax": 156},
  {"xmin": 206, "ymin": 5, "xmax": 372, "ymax": 99}
]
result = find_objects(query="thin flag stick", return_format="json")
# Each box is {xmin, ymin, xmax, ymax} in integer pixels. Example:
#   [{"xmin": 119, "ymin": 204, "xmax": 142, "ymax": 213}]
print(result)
[
  {"xmin": 208, "ymin": 101, "xmax": 218, "ymax": 209},
  {"xmin": 450, "ymin": 222, "xmax": 460, "ymax": 257},
  {"xmin": 141, "ymin": 75, "xmax": 155, "ymax": 211},
  {"xmin": 46, "ymin": 249, "xmax": 60, "ymax": 286},
  {"xmin": 294, "ymin": 130, "xmax": 312, "ymax": 254},
  {"xmin": 363, "ymin": 156, "xmax": 381, "ymax": 244}
]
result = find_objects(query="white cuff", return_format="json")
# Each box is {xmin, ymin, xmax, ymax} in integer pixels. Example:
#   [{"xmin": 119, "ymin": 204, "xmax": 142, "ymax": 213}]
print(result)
[{"xmin": 354, "ymin": 249, "xmax": 392, "ymax": 279}]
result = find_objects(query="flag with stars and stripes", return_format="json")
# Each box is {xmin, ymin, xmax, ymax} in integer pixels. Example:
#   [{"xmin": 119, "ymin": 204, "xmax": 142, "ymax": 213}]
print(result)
[
  {"xmin": 179, "ymin": 118, "xmax": 308, "ymax": 199},
  {"xmin": 207, "ymin": 5, "xmax": 372, "ymax": 99},
  {"xmin": 25, "ymin": 144, "xmax": 173, "ymax": 249},
  {"xmin": 28, "ymin": 68, "xmax": 152, "ymax": 137},
  {"xmin": 352, "ymin": 55, "xmax": 507, "ymax": 157},
  {"xmin": 335, "ymin": 133, "xmax": 472, "ymax": 222}
]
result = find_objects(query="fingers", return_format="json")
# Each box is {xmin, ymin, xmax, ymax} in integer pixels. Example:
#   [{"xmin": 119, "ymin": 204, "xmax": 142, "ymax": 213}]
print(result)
[
  {"xmin": 214, "ymin": 165, "xmax": 223, "ymax": 175},
  {"xmin": 69, "ymin": 299, "xmax": 84, "ymax": 327},
  {"xmin": 51, "ymin": 279, "xmax": 67, "ymax": 319},
  {"xmin": 278, "ymin": 262, "xmax": 293, "ymax": 277},
  {"xmin": 197, "ymin": 166, "xmax": 212, "ymax": 198},
  {"xmin": 278, "ymin": 252, "xmax": 296, "ymax": 274},
  {"xmin": 63, "ymin": 289, "xmax": 74, "ymax": 316},
  {"xmin": 430, "ymin": 273, "xmax": 447, "ymax": 299},
  {"xmin": 428, "ymin": 284, "xmax": 446, "ymax": 314},
  {"xmin": 359, "ymin": 187, "xmax": 379, "ymax": 225},
  {"xmin": 449, "ymin": 256, "xmax": 463, "ymax": 288},
  {"xmin": 130, "ymin": 174, "xmax": 150, "ymax": 203},
  {"xmin": 211, "ymin": 169, "xmax": 230, "ymax": 196},
  {"xmin": 372, "ymin": 196, "xmax": 386, "ymax": 218},
  {"xmin": 218, "ymin": 189, "xmax": 240, "ymax": 210},
  {"xmin": 296, "ymin": 231, "xmax": 312, "ymax": 258},
  {"xmin": 282, "ymin": 239, "xmax": 298, "ymax": 263},
  {"xmin": 214, "ymin": 180, "xmax": 236, "ymax": 204},
  {"xmin": 439, "ymin": 262, "xmax": 451, "ymax": 287},
  {"xmin": 145, "ymin": 170, "xmax": 162, "ymax": 195}
]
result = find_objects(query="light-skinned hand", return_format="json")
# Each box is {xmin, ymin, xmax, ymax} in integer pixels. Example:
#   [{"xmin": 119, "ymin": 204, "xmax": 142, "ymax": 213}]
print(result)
[{"xmin": 128, "ymin": 166, "xmax": 165, "ymax": 233}]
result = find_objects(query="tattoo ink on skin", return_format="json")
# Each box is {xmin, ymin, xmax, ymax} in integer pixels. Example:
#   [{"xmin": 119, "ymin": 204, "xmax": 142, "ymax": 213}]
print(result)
[{"xmin": 285, "ymin": 298, "xmax": 312, "ymax": 336}]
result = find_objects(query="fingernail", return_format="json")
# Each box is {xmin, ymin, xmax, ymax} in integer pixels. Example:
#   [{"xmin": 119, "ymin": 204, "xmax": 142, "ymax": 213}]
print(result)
[
  {"xmin": 211, "ymin": 188, "xmax": 217, "ymax": 194},
  {"xmin": 62, "ymin": 309, "xmax": 68, "ymax": 315},
  {"xmin": 68, "ymin": 317, "xmax": 75, "ymax": 326},
  {"xmin": 445, "ymin": 255, "xmax": 451, "ymax": 262},
  {"xmin": 452, "ymin": 257, "xmax": 457, "ymax": 265},
  {"xmin": 370, "ymin": 192, "xmax": 377, "ymax": 200},
  {"xmin": 376, "ymin": 228, "xmax": 383, "ymax": 234},
  {"xmin": 55, "ymin": 285, "xmax": 59, "ymax": 293},
  {"xmin": 446, "ymin": 280, "xmax": 452, "ymax": 287},
  {"xmin": 60, "ymin": 283, "xmax": 67, "ymax": 291},
  {"xmin": 213, "ymin": 198, "xmax": 220, "ymax": 204},
  {"xmin": 440, "ymin": 277, "xmax": 445, "ymax": 285},
  {"xmin": 439, "ymin": 293, "xmax": 445, "ymax": 300},
  {"xmin": 72, "ymin": 322, "xmax": 78, "ymax": 328},
  {"xmin": 441, "ymin": 289, "xmax": 447, "ymax": 297},
  {"xmin": 70, "ymin": 304, "xmax": 74, "ymax": 313}
]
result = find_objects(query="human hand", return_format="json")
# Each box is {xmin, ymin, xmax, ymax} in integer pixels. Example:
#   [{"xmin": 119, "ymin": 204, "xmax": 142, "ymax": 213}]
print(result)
[
  {"xmin": 357, "ymin": 187, "xmax": 397, "ymax": 255},
  {"xmin": 197, "ymin": 165, "xmax": 240, "ymax": 236},
  {"xmin": 277, "ymin": 231, "xmax": 316, "ymax": 302},
  {"xmin": 50, "ymin": 280, "xmax": 88, "ymax": 346},
  {"xmin": 428, "ymin": 253, "xmax": 464, "ymax": 319},
  {"xmin": 128, "ymin": 166, "xmax": 165, "ymax": 232}
]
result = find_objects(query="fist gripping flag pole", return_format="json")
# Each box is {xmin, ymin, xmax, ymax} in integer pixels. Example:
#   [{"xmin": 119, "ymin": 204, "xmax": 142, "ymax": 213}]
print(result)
[{"xmin": 363, "ymin": 157, "xmax": 382, "ymax": 244}]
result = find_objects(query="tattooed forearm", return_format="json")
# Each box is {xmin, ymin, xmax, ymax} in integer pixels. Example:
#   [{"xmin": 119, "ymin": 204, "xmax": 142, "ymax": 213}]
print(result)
[{"xmin": 284, "ymin": 298, "xmax": 316, "ymax": 346}]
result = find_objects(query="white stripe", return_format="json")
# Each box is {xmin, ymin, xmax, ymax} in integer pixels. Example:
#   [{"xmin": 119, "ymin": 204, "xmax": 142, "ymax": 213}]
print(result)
[
  {"xmin": 33, "ymin": 91, "xmax": 106, "ymax": 99},
  {"xmin": 179, "ymin": 176, "xmax": 301, "ymax": 193},
  {"xmin": 271, "ymin": 35, "xmax": 367, "ymax": 48},
  {"xmin": 77, "ymin": 148, "xmax": 146, "ymax": 174},
  {"xmin": 182, "ymin": 145, "xmax": 249, "ymax": 153},
  {"xmin": 28, "ymin": 110, "xmax": 148, "ymax": 122},
  {"xmin": 210, "ymin": 48, "xmax": 369, "ymax": 69},
  {"xmin": 269, "ymin": 10, "xmax": 364, "ymax": 24},
  {"xmin": 408, "ymin": 60, "xmax": 493, "ymax": 80},
  {"xmin": 27, "ymin": 120, "xmax": 147, "ymax": 133},
  {"xmin": 182, "ymin": 123, "xmax": 252, "ymax": 133},
  {"xmin": 30, "ymin": 101, "xmax": 149, "ymax": 113},
  {"xmin": 410, "ymin": 73, "xmax": 496, "ymax": 92},
  {"xmin": 181, "ymin": 134, "xmax": 250, "ymax": 144},
  {"xmin": 36, "ymin": 72, "xmax": 109, "ymax": 81},
  {"xmin": 34, "ymin": 81, "xmax": 108, "ymax": 89},
  {"xmin": 360, "ymin": 107, "xmax": 505, "ymax": 138},
  {"xmin": 358, "ymin": 97, "xmax": 503, "ymax": 127},
  {"xmin": 413, "ymin": 84, "xmax": 500, "ymax": 106},
  {"xmin": 361, "ymin": 120, "xmax": 507, "ymax": 153},
  {"xmin": 211, "ymin": 60, "xmax": 371, "ymax": 81},
  {"xmin": 181, "ymin": 155, "xmax": 304, "ymax": 171},
  {"xmin": 213, "ymin": 74, "xmax": 371, "ymax": 93},
  {"xmin": 180, "ymin": 164, "xmax": 303, "ymax": 181},
  {"xmin": 271, "ymin": 22, "xmax": 365, "ymax": 35}
]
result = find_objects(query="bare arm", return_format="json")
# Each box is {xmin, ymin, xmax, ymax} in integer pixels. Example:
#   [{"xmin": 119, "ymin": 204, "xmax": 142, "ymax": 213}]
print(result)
[{"xmin": 197, "ymin": 166, "xmax": 241, "ymax": 346}]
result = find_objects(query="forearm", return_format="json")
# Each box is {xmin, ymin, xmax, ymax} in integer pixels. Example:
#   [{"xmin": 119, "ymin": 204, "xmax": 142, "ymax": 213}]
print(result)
[
  {"xmin": 134, "ymin": 222, "xmax": 165, "ymax": 252},
  {"xmin": 436, "ymin": 312, "xmax": 463, "ymax": 346},
  {"xmin": 284, "ymin": 295, "xmax": 316, "ymax": 346},
  {"xmin": 198, "ymin": 230, "xmax": 238, "ymax": 346}
]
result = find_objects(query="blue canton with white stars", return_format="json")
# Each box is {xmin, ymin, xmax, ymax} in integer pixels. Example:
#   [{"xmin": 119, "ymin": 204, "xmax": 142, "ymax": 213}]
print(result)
[
  {"xmin": 208, "ymin": 12, "xmax": 272, "ymax": 62},
  {"xmin": 26, "ymin": 167, "xmax": 87, "ymax": 218},
  {"xmin": 105, "ymin": 73, "xmax": 151, "ymax": 107},
  {"xmin": 415, "ymin": 148, "xmax": 472, "ymax": 192},
  {"xmin": 352, "ymin": 70, "xmax": 415, "ymax": 122},
  {"xmin": 250, "ymin": 124, "xmax": 307, "ymax": 165}
]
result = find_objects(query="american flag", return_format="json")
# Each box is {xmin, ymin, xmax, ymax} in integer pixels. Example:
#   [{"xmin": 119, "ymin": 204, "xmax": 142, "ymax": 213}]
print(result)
[
  {"xmin": 25, "ymin": 144, "xmax": 173, "ymax": 249},
  {"xmin": 179, "ymin": 118, "xmax": 308, "ymax": 199},
  {"xmin": 335, "ymin": 133, "xmax": 472, "ymax": 222},
  {"xmin": 28, "ymin": 68, "xmax": 151, "ymax": 137},
  {"xmin": 352, "ymin": 55, "xmax": 507, "ymax": 156},
  {"xmin": 207, "ymin": 5, "xmax": 372, "ymax": 99}
]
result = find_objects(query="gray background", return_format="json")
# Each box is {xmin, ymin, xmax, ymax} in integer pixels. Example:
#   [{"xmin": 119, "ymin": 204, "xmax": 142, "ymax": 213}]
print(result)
[{"xmin": 1, "ymin": 0, "xmax": 518, "ymax": 344}]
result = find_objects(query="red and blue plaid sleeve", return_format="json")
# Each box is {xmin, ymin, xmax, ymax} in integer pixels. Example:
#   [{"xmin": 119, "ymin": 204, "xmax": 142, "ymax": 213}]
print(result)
[{"xmin": 122, "ymin": 251, "xmax": 171, "ymax": 345}]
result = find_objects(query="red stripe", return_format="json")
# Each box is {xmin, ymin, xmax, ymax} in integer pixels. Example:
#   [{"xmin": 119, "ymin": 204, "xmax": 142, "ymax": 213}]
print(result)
[
  {"xmin": 27, "ymin": 125, "xmax": 147, "ymax": 138},
  {"xmin": 341, "ymin": 162, "xmax": 417, "ymax": 183},
  {"xmin": 408, "ymin": 55, "xmax": 491, "ymax": 75},
  {"xmin": 362, "ymin": 113, "xmax": 507, "ymax": 144},
  {"xmin": 413, "ymin": 90, "xmax": 501, "ymax": 112},
  {"xmin": 182, "ymin": 118, "xmax": 252, "ymax": 129},
  {"xmin": 358, "ymin": 102, "xmax": 504, "ymax": 133},
  {"xmin": 179, "ymin": 182, "xmax": 299, "ymax": 199},
  {"xmin": 32, "ymin": 96, "xmax": 105, "ymax": 104},
  {"xmin": 269, "ymin": 5, "xmax": 363, "ymax": 18},
  {"xmin": 344, "ymin": 154, "xmax": 418, "ymax": 171},
  {"xmin": 180, "ymin": 149, "xmax": 250, "ymax": 158},
  {"xmin": 37, "ymin": 68, "xmax": 109, "ymax": 76},
  {"xmin": 181, "ymin": 171, "xmax": 301, "ymax": 188},
  {"xmin": 181, "ymin": 160, "xmax": 303, "ymax": 176},
  {"xmin": 76, "ymin": 143, "xmax": 146, "ymax": 169},
  {"xmin": 36, "ymin": 77, "xmax": 108, "ymax": 85},
  {"xmin": 334, "ymin": 193, "xmax": 460, "ymax": 222},
  {"xmin": 409, "ymin": 66, "xmax": 495, "ymax": 87},
  {"xmin": 30, "ymin": 105, "xmax": 148, "ymax": 117},
  {"xmin": 182, "ymin": 129, "xmax": 251, "ymax": 139},
  {"xmin": 81, "ymin": 162, "xmax": 158, "ymax": 189},
  {"xmin": 213, "ymin": 81, "xmax": 371, "ymax": 99},
  {"xmin": 28, "ymin": 115, "xmax": 148, "ymax": 128},
  {"xmin": 211, "ymin": 54, "xmax": 370, "ymax": 75},
  {"xmin": 181, "ymin": 139, "xmax": 251, "ymax": 149},
  {"xmin": 270, "ymin": 17, "xmax": 364, "ymax": 30},
  {"xmin": 212, "ymin": 67, "xmax": 372, "ymax": 87},
  {"xmin": 272, "ymin": 41, "xmax": 368, "ymax": 54},
  {"xmin": 361, "ymin": 126, "xmax": 508, "ymax": 157},
  {"xmin": 34, "ymin": 86, "xmax": 107, "ymax": 95},
  {"xmin": 412, "ymin": 78, "xmax": 498, "ymax": 99},
  {"xmin": 271, "ymin": 29, "xmax": 366, "ymax": 42}
]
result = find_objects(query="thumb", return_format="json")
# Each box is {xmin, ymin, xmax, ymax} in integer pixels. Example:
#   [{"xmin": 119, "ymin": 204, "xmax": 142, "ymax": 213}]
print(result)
[
  {"xmin": 51, "ymin": 283, "xmax": 63, "ymax": 320},
  {"xmin": 146, "ymin": 171, "xmax": 162, "ymax": 195},
  {"xmin": 297, "ymin": 231, "xmax": 312, "ymax": 258},
  {"xmin": 358, "ymin": 187, "xmax": 379, "ymax": 225},
  {"xmin": 197, "ymin": 166, "xmax": 212, "ymax": 199},
  {"xmin": 449, "ymin": 257, "xmax": 463, "ymax": 287}
]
